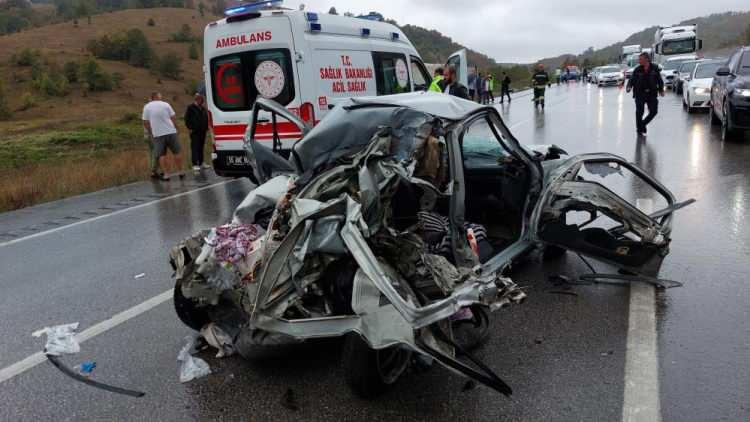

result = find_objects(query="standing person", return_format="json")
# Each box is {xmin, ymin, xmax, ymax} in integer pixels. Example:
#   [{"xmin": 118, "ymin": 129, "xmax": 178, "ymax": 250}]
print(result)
[
  {"xmin": 184, "ymin": 93, "xmax": 211, "ymax": 172},
  {"xmin": 531, "ymin": 64, "xmax": 550, "ymax": 109},
  {"xmin": 467, "ymin": 72, "xmax": 476, "ymax": 101},
  {"xmin": 487, "ymin": 75, "xmax": 495, "ymax": 103},
  {"xmin": 143, "ymin": 123, "xmax": 161, "ymax": 179},
  {"xmin": 429, "ymin": 67, "xmax": 444, "ymax": 92},
  {"xmin": 500, "ymin": 72, "xmax": 512, "ymax": 103},
  {"xmin": 142, "ymin": 91, "xmax": 184, "ymax": 180},
  {"xmin": 476, "ymin": 72, "xmax": 484, "ymax": 103},
  {"xmin": 438, "ymin": 65, "xmax": 469, "ymax": 99},
  {"xmin": 626, "ymin": 52, "xmax": 664, "ymax": 135}
]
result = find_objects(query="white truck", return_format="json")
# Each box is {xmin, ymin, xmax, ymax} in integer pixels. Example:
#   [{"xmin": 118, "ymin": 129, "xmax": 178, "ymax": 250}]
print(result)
[
  {"xmin": 621, "ymin": 44, "xmax": 641, "ymax": 67},
  {"xmin": 653, "ymin": 25, "xmax": 703, "ymax": 87}
]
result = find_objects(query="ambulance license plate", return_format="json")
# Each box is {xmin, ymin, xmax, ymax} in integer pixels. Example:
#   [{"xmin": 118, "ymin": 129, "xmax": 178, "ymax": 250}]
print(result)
[{"xmin": 226, "ymin": 155, "xmax": 250, "ymax": 166}]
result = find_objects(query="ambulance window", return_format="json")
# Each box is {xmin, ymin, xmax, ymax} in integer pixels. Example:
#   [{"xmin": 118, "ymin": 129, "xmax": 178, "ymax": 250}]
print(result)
[
  {"xmin": 212, "ymin": 55, "xmax": 246, "ymax": 110},
  {"xmin": 372, "ymin": 52, "xmax": 410, "ymax": 95},
  {"xmin": 210, "ymin": 49, "xmax": 295, "ymax": 111},
  {"xmin": 410, "ymin": 56, "xmax": 431, "ymax": 91}
]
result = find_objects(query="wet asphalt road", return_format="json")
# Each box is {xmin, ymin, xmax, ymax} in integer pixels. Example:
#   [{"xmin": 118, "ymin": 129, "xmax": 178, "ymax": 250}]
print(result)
[{"xmin": 1, "ymin": 84, "xmax": 748, "ymax": 421}]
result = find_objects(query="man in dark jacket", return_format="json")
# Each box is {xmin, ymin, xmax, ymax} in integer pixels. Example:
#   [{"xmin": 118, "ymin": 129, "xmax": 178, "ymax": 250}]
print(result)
[
  {"xmin": 626, "ymin": 52, "xmax": 665, "ymax": 135},
  {"xmin": 184, "ymin": 93, "xmax": 210, "ymax": 171},
  {"xmin": 438, "ymin": 65, "xmax": 469, "ymax": 99},
  {"xmin": 500, "ymin": 72, "xmax": 512, "ymax": 103}
]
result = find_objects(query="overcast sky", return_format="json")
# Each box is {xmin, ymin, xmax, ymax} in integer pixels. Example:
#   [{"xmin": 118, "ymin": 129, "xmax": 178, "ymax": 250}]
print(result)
[{"xmin": 285, "ymin": 0, "xmax": 749, "ymax": 62}]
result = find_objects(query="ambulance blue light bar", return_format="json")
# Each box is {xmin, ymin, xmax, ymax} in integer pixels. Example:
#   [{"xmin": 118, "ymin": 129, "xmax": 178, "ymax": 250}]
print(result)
[
  {"xmin": 305, "ymin": 12, "xmax": 319, "ymax": 22},
  {"xmin": 309, "ymin": 22, "xmax": 322, "ymax": 31},
  {"xmin": 224, "ymin": 0, "xmax": 282, "ymax": 16},
  {"xmin": 391, "ymin": 32, "xmax": 399, "ymax": 40},
  {"xmin": 361, "ymin": 28, "xmax": 370, "ymax": 37}
]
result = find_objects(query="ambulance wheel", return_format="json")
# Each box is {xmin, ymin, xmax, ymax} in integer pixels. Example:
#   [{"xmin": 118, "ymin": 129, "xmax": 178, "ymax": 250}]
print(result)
[
  {"xmin": 342, "ymin": 333, "xmax": 412, "ymax": 398},
  {"xmin": 174, "ymin": 278, "xmax": 210, "ymax": 331}
]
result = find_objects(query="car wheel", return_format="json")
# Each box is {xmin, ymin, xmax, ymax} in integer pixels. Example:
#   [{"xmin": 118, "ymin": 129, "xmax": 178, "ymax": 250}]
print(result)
[
  {"xmin": 174, "ymin": 278, "xmax": 210, "ymax": 331},
  {"xmin": 342, "ymin": 333, "xmax": 412, "ymax": 398},
  {"xmin": 721, "ymin": 101, "xmax": 739, "ymax": 141},
  {"xmin": 709, "ymin": 102, "xmax": 721, "ymax": 126},
  {"xmin": 686, "ymin": 95, "xmax": 693, "ymax": 113},
  {"xmin": 452, "ymin": 304, "xmax": 491, "ymax": 351}
]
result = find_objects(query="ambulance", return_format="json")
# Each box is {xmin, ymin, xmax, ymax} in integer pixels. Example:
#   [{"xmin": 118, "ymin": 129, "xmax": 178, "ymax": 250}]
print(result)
[{"xmin": 203, "ymin": 0, "xmax": 468, "ymax": 177}]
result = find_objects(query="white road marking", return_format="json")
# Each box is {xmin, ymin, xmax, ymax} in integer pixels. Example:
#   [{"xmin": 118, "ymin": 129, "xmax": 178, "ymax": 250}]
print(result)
[
  {"xmin": 622, "ymin": 281, "xmax": 661, "ymax": 422},
  {"xmin": 0, "ymin": 179, "xmax": 240, "ymax": 248},
  {"xmin": 0, "ymin": 289, "xmax": 174, "ymax": 384}
]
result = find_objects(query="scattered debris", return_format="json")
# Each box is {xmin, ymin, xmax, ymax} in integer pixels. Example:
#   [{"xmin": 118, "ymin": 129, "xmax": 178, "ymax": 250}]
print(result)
[
  {"xmin": 282, "ymin": 388, "xmax": 299, "ymax": 411},
  {"xmin": 134, "ymin": 273, "xmax": 146, "ymax": 279},
  {"xmin": 177, "ymin": 335, "xmax": 211, "ymax": 383},
  {"xmin": 600, "ymin": 350, "xmax": 614, "ymax": 357},
  {"xmin": 75, "ymin": 361, "xmax": 97, "ymax": 375},
  {"xmin": 33, "ymin": 322, "xmax": 144, "ymax": 397},
  {"xmin": 200, "ymin": 323, "xmax": 236, "ymax": 358},
  {"xmin": 32, "ymin": 323, "xmax": 80, "ymax": 355}
]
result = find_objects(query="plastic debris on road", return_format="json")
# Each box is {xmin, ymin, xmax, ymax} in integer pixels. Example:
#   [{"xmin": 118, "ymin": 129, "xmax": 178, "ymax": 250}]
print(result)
[
  {"xmin": 75, "ymin": 361, "xmax": 97, "ymax": 375},
  {"xmin": 177, "ymin": 335, "xmax": 211, "ymax": 383},
  {"xmin": 200, "ymin": 323, "xmax": 235, "ymax": 358},
  {"xmin": 134, "ymin": 273, "xmax": 146, "ymax": 279},
  {"xmin": 32, "ymin": 322, "xmax": 81, "ymax": 356}
]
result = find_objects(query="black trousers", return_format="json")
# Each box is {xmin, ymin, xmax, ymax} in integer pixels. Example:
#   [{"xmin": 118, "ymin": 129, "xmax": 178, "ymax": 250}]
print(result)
[
  {"xmin": 501, "ymin": 88, "xmax": 511, "ymax": 102},
  {"xmin": 190, "ymin": 130, "xmax": 207, "ymax": 166},
  {"xmin": 635, "ymin": 96, "xmax": 658, "ymax": 132}
]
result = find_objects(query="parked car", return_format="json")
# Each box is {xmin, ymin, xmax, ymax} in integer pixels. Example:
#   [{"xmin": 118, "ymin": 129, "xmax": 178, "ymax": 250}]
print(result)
[
  {"xmin": 674, "ymin": 60, "xmax": 700, "ymax": 95},
  {"xmin": 709, "ymin": 46, "xmax": 750, "ymax": 140},
  {"xmin": 683, "ymin": 60, "xmax": 723, "ymax": 112},
  {"xmin": 588, "ymin": 66, "xmax": 601, "ymax": 83},
  {"xmin": 661, "ymin": 57, "xmax": 695, "ymax": 88},
  {"xmin": 170, "ymin": 92, "xmax": 692, "ymax": 398},
  {"xmin": 596, "ymin": 65, "xmax": 624, "ymax": 87}
]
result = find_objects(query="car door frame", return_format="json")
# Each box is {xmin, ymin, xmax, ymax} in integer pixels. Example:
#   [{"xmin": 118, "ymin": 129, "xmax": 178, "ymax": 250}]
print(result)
[
  {"xmin": 445, "ymin": 49, "xmax": 469, "ymax": 88},
  {"xmin": 528, "ymin": 153, "xmax": 681, "ymax": 276},
  {"xmin": 446, "ymin": 107, "xmax": 544, "ymax": 273}
]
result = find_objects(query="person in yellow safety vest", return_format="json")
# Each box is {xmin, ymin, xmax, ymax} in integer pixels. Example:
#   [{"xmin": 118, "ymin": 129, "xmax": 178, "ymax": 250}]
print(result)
[{"xmin": 429, "ymin": 67, "xmax": 444, "ymax": 92}]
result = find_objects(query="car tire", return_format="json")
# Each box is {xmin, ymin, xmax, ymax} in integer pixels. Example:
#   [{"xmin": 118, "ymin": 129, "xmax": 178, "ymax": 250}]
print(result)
[
  {"xmin": 709, "ymin": 102, "xmax": 721, "ymax": 126},
  {"xmin": 342, "ymin": 333, "xmax": 412, "ymax": 398},
  {"xmin": 173, "ymin": 278, "xmax": 210, "ymax": 331},
  {"xmin": 721, "ymin": 101, "xmax": 740, "ymax": 141},
  {"xmin": 685, "ymin": 95, "xmax": 693, "ymax": 113}
]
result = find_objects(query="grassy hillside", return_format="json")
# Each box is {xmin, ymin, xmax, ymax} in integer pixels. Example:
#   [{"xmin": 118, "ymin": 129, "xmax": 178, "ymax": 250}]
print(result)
[
  {"xmin": 0, "ymin": 7, "xmax": 218, "ymax": 211},
  {"xmin": 540, "ymin": 11, "xmax": 750, "ymax": 69}
]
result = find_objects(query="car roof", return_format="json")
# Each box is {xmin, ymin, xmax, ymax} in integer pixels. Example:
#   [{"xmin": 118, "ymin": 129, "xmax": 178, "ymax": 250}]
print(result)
[{"xmin": 291, "ymin": 92, "xmax": 486, "ymax": 175}]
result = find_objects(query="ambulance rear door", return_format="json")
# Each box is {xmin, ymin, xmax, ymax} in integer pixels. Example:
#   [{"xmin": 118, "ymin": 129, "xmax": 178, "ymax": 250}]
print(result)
[{"xmin": 207, "ymin": 13, "xmax": 303, "ymax": 174}]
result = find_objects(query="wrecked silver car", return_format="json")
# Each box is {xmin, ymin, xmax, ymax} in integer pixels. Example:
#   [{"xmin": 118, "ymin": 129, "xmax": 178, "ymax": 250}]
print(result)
[{"xmin": 170, "ymin": 92, "xmax": 691, "ymax": 397}]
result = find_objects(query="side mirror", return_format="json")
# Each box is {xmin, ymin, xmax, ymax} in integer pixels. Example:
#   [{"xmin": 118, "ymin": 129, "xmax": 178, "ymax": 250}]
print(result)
[
  {"xmin": 697, "ymin": 39, "xmax": 703, "ymax": 50},
  {"xmin": 716, "ymin": 67, "xmax": 731, "ymax": 77},
  {"xmin": 655, "ymin": 44, "xmax": 662, "ymax": 55}
]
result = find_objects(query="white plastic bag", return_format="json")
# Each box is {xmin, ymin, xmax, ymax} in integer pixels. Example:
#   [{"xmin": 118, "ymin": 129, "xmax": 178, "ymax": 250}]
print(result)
[
  {"xmin": 32, "ymin": 323, "xmax": 81, "ymax": 356},
  {"xmin": 177, "ymin": 335, "xmax": 211, "ymax": 383}
]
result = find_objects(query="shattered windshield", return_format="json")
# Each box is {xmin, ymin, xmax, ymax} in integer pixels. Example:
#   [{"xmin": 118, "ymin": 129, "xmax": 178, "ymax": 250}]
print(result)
[{"xmin": 461, "ymin": 117, "xmax": 510, "ymax": 168}]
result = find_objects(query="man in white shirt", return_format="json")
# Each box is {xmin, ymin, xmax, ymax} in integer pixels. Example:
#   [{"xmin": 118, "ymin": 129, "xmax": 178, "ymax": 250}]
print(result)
[{"xmin": 142, "ymin": 92, "xmax": 184, "ymax": 180}]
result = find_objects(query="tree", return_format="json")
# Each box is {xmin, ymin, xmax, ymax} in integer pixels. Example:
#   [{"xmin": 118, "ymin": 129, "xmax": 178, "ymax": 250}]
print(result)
[
  {"xmin": 188, "ymin": 42, "xmax": 199, "ymax": 60},
  {"xmin": 158, "ymin": 52, "xmax": 182, "ymax": 80},
  {"xmin": 126, "ymin": 28, "xmax": 153, "ymax": 67},
  {"xmin": 82, "ymin": 58, "xmax": 113, "ymax": 91},
  {"xmin": 328, "ymin": 7, "xmax": 337, "ymax": 15},
  {"xmin": 746, "ymin": 22, "xmax": 750, "ymax": 44},
  {"xmin": 198, "ymin": 2, "xmax": 205, "ymax": 16},
  {"xmin": 212, "ymin": 0, "xmax": 225, "ymax": 16},
  {"xmin": 169, "ymin": 23, "xmax": 194, "ymax": 42},
  {"xmin": 63, "ymin": 61, "xmax": 80, "ymax": 82}
]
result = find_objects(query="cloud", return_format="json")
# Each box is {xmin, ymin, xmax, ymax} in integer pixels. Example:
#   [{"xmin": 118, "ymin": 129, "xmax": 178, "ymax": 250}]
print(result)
[{"xmin": 288, "ymin": 1, "xmax": 749, "ymax": 62}]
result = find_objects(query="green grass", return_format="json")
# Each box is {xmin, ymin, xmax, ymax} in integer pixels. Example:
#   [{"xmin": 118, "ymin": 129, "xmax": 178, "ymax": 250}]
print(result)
[{"xmin": 0, "ymin": 120, "xmax": 143, "ymax": 170}]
